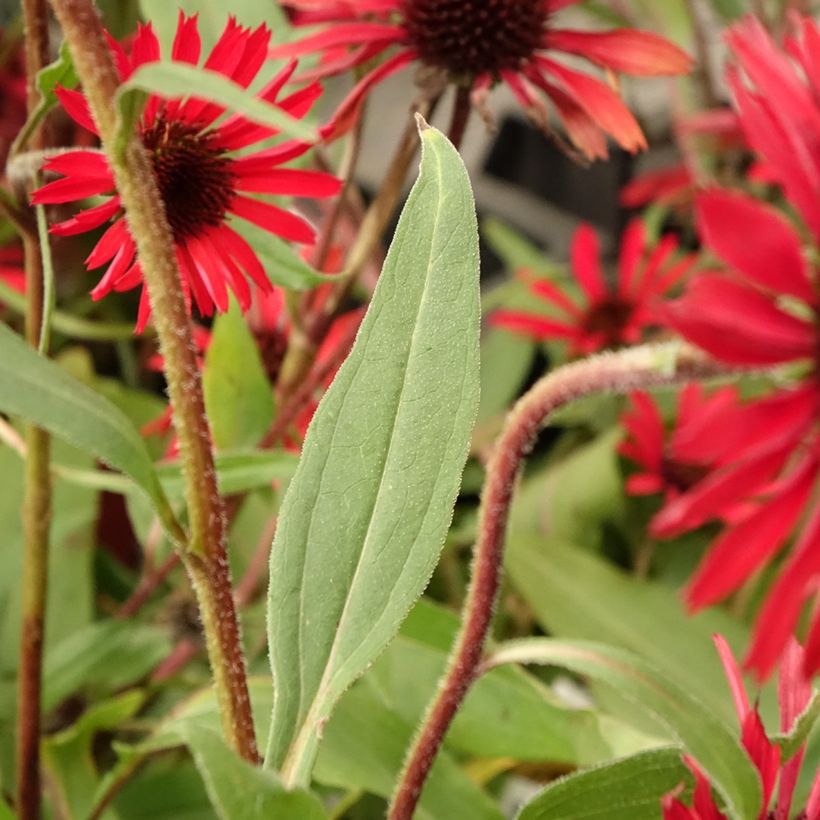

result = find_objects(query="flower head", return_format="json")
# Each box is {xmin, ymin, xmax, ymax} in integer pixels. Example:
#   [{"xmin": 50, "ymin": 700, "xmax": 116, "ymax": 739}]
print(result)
[
  {"xmin": 491, "ymin": 220, "xmax": 693, "ymax": 355},
  {"xmin": 620, "ymin": 385, "xmax": 752, "ymax": 536},
  {"xmin": 273, "ymin": 0, "xmax": 692, "ymax": 159},
  {"xmin": 32, "ymin": 13, "xmax": 341, "ymax": 332},
  {"xmin": 660, "ymin": 189, "xmax": 820, "ymax": 679},
  {"xmin": 662, "ymin": 636, "xmax": 816, "ymax": 820}
]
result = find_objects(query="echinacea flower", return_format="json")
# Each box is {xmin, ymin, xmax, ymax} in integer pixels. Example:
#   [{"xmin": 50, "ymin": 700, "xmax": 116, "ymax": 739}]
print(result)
[
  {"xmin": 32, "ymin": 13, "xmax": 342, "ymax": 332},
  {"xmin": 273, "ymin": 0, "xmax": 692, "ymax": 159},
  {"xmin": 660, "ymin": 189, "xmax": 820, "ymax": 679},
  {"xmin": 491, "ymin": 220, "xmax": 693, "ymax": 355},
  {"xmin": 619, "ymin": 385, "xmax": 752, "ymax": 536},
  {"xmin": 663, "ymin": 635, "xmax": 817, "ymax": 820}
]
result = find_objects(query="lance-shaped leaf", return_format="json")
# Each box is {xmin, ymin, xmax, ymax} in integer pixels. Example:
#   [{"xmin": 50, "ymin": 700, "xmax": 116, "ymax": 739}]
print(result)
[
  {"xmin": 518, "ymin": 746, "xmax": 689, "ymax": 820},
  {"xmin": 0, "ymin": 322, "xmax": 180, "ymax": 539},
  {"xmin": 265, "ymin": 122, "xmax": 481, "ymax": 783},
  {"xmin": 486, "ymin": 639, "xmax": 762, "ymax": 820}
]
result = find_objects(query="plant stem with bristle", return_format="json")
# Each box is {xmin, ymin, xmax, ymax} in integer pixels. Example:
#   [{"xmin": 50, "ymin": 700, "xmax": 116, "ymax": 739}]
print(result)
[
  {"xmin": 16, "ymin": 1, "xmax": 52, "ymax": 816},
  {"xmin": 46, "ymin": 0, "xmax": 257, "ymax": 763},
  {"xmin": 388, "ymin": 343, "xmax": 748, "ymax": 820}
]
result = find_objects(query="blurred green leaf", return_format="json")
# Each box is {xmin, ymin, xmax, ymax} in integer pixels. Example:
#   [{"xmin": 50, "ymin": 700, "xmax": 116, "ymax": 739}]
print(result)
[
  {"xmin": 11, "ymin": 41, "xmax": 78, "ymax": 156},
  {"xmin": 488, "ymin": 639, "xmax": 761, "ymax": 820},
  {"xmin": 506, "ymin": 535, "xmax": 767, "ymax": 724},
  {"xmin": 265, "ymin": 125, "xmax": 481, "ymax": 781},
  {"xmin": 518, "ymin": 746, "xmax": 689, "ymax": 820},
  {"xmin": 371, "ymin": 600, "xmax": 650, "ymax": 765},
  {"xmin": 477, "ymin": 328, "xmax": 534, "ymax": 425},
  {"xmin": 203, "ymin": 303, "xmax": 275, "ymax": 450},
  {"xmin": 43, "ymin": 621, "xmax": 170, "ymax": 712},
  {"xmin": 175, "ymin": 724, "xmax": 327, "ymax": 820},
  {"xmin": 0, "ymin": 322, "xmax": 180, "ymax": 539}
]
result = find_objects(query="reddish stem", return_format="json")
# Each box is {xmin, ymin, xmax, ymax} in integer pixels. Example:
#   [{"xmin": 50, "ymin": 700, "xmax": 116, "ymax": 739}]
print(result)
[{"xmin": 389, "ymin": 343, "xmax": 739, "ymax": 819}]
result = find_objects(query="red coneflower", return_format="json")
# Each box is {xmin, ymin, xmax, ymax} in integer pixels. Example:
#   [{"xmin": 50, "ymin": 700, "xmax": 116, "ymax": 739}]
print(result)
[
  {"xmin": 660, "ymin": 188, "xmax": 820, "ymax": 679},
  {"xmin": 491, "ymin": 220, "xmax": 693, "ymax": 355},
  {"xmin": 663, "ymin": 636, "xmax": 815, "ymax": 820},
  {"xmin": 273, "ymin": 0, "xmax": 692, "ymax": 159},
  {"xmin": 619, "ymin": 385, "xmax": 752, "ymax": 536},
  {"xmin": 32, "ymin": 13, "xmax": 342, "ymax": 332}
]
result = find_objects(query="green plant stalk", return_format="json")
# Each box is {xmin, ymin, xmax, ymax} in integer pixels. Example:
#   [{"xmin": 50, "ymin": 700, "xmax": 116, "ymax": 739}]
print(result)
[
  {"xmin": 15, "ymin": 1, "xmax": 52, "ymax": 817},
  {"xmin": 388, "ymin": 342, "xmax": 748, "ymax": 820},
  {"xmin": 46, "ymin": 0, "xmax": 258, "ymax": 762}
]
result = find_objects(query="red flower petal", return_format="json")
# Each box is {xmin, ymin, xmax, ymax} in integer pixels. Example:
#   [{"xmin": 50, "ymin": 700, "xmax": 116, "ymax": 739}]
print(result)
[
  {"xmin": 233, "ymin": 167, "xmax": 342, "ymax": 198},
  {"xmin": 489, "ymin": 311, "xmax": 578, "ymax": 341},
  {"xmin": 546, "ymin": 29, "xmax": 693, "ymax": 76},
  {"xmin": 229, "ymin": 197, "xmax": 316, "ymax": 244},
  {"xmin": 570, "ymin": 223, "xmax": 607, "ymax": 300},
  {"xmin": 696, "ymin": 190, "xmax": 815, "ymax": 304}
]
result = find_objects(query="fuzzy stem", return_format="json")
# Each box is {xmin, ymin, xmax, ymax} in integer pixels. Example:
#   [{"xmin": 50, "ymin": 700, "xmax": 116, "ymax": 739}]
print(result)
[
  {"xmin": 447, "ymin": 86, "xmax": 472, "ymax": 152},
  {"xmin": 16, "ymin": 1, "xmax": 52, "ymax": 816},
  {"xmin": 46, "ymin": 0, "xmax": 257, "ymax": 762},
  {"xmin": 388, "ymin": 343, "xmax": 741, "ymax": 819}
]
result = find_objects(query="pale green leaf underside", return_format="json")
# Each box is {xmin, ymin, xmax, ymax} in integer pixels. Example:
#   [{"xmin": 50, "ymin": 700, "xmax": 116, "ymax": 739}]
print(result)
[
  {"xmin": 488, "ymin": 639, "xmax": 762, "ymax": 820},
  {"xmin": 265, "ymin": 124, "xmax": 481, "ymax": 780}
]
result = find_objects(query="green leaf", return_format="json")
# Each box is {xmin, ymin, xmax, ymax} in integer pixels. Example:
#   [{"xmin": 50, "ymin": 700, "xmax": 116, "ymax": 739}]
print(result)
[
  {"xmin": 265, "ymin": 124, "xmax": 481, "ymax": 782},
  {"xmin": 476, "ymin": 327, "xmax": 534, "ymax": 425},
  {"xmin": 203, "ymin": 302, "xmax": 275, "ymax": 449},
  {"xmin": 175, "ymin": 724, "xmax": 327, "ymax": 820},
  {"xmin": 231, "ymin": 220, "xmax": 332, "ymax": 290},
  {"xmin": 776, "ymin": 691, "xmax": 820, "ymax": 761},
  {"xmin": 10, "ymin": 42, "xmax": 78, "ymax": 156},
  {"xmin": 518, "ymin": 746, "xmax": 689, "ymax": 820},
  {"xmin": 487, "ymin": 639, "xmax": 762, "ymax": 820},
  {"xmin": 43, "ymin": 691, "xmax": 146, "ymax": 820},
  {"xmin": 0, "ymin": 322, "xmax": 180, "ymax": 540},
  {"xmin": 115, "ymin": 62, "xmax": 316, "ymax": 158},
  {"xmin": 43, "ymin": 621, "xmax": 170, "ymax": 712},
  {"xmin": 505, "ymin": 535, "xmax": 772, "ymax": 724}
]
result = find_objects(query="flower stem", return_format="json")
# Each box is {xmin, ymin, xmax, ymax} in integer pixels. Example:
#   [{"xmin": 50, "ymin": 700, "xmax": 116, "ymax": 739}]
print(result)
[
  {"xmin": 16, "ymin": 1, "xmax": 52, "ymax": 816},
  {"xmin": 388, "ymin": 342, "xmax": 740, "ymax": 820},
  {"xmin": 447, "ymin": 86, "xmax": 472, "ymax": 152},
  {"xmin": 46, "ymin": 0, "xmax": 257, "ymax": 762}
]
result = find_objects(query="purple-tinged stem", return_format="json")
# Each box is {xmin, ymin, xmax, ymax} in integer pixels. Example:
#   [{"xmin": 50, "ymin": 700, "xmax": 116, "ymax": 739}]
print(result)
[{"xmin": 389, "ymin": 342, "xmax": 741, "ymax": 819}]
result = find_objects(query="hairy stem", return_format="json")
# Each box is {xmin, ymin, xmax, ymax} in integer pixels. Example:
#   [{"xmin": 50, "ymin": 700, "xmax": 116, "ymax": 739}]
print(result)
[
  {"xmin": 46, "ymin": 0, "xmax": 257, "ymax": 762},
  {"xmin": 16, "ymin": 1, "xmax": 52, "ymax": 816},
  {"xmin": 447, "ymin": 86, "xmax": 472, "ymax": 152},
  {"xmin": 388, "ymin": 343, "xmax": 740, "ymax": 819}
]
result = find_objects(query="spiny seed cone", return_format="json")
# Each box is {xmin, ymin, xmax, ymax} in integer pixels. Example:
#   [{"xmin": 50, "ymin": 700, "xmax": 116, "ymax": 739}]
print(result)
[
  {"xmin": 401, "ymin": 0, "xmax": 548, "ymax": 77},
  {"xmin": 141, "ymin": 117, "xmax": 235, "ymax": 240}
]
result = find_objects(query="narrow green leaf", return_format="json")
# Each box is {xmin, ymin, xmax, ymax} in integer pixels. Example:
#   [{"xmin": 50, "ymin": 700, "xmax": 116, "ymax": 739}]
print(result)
[
  {"xmin": 518, "ymin": 746, "xmax": 689, "ymax": 820},
  {"xmin": 203, "ymin": 303, "xmax": 275, "ymax": 449},
  {"xmin": 776, "ymin": 691, "xmax": 820, "ymax": 760},
  {"xmin": 505, "ymin": 535, "xmax": 770, "ymax": 724},
  {"xmin": 265, "ymin": 123, "xmax": 481, "ymax": 782},
  {"xmin": 116, "ymin": 62, "xmax": 316, "ymax": 155},
  {"xmin": 43, "ymin": 621, "xmax": 170, "ymax": 712},
  {"xmin": 175, "ymin": 724, "xmax": 327, "ymax": 820},
  {"xmin": 11, "ymin": 42, "xmax": 78, "ymax": 156},
  {"xmin": 487, "ymin": 639, "xmax": 762, "ymax": 820},
  {"xmin": 0, "ymin": 322, "xmax": 180, "ymax": 539}
]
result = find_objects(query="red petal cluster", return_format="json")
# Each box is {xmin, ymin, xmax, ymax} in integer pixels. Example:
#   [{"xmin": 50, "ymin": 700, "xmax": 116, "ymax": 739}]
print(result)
[
  {"xmin": 273, "ymin": 0, "xmax": 691, "ymax": 158},
  {"xmin": 32, "ymin": 13, "xmax": 341, "ymax": 332}
]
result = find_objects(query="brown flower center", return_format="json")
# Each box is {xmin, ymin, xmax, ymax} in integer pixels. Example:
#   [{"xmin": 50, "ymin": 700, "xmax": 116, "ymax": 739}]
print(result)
[
  {"xmin": 582, "ymin": 297, "xmax": 635, "ymax": 345},
  {"xmin": 141, "ymin": 116, "xmax": 235, "ymax": 240},
  {"xmin": 660, "ymin": 456, "xmax": 710, "ymax": 494},
  {"xmin": 401, "ymin": 0, "xmax": 548, "ymax": 78}
]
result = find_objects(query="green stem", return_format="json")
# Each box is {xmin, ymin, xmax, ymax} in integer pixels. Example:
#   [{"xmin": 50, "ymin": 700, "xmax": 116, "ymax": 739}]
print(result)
[
  {"xmin": 16, "ymin": 1, "xmax": 52, "ymax": 817},
  {"xmin": 34, "ymin": 195, "xmax": 54, "ymax": 354},
  {"xmin": 46, "ymin": 0, "xmax": 257, "ymax": 763}
]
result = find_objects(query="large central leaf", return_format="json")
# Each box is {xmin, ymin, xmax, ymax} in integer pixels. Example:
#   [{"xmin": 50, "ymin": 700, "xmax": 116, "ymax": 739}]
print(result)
[{"xmin": 265, "ymin": 123, "xmax": 480, "ymax": 784}]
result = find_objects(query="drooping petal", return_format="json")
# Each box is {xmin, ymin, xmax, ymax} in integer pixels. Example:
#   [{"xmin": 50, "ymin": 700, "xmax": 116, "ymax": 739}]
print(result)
[
  {"xmin": 50, "ymin": 196, "xmax": 121, "ymax": 237},
  {"xmin": 570, "ymin": 223, "xmax": 607, "ymax": 300},
  {"xmin": 229, "ymin": 197, "xmax": 316, "ymax": 244},
  {"xmin": 489, "ymin": 311, "xmax": 579, "ymax": 341}
]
